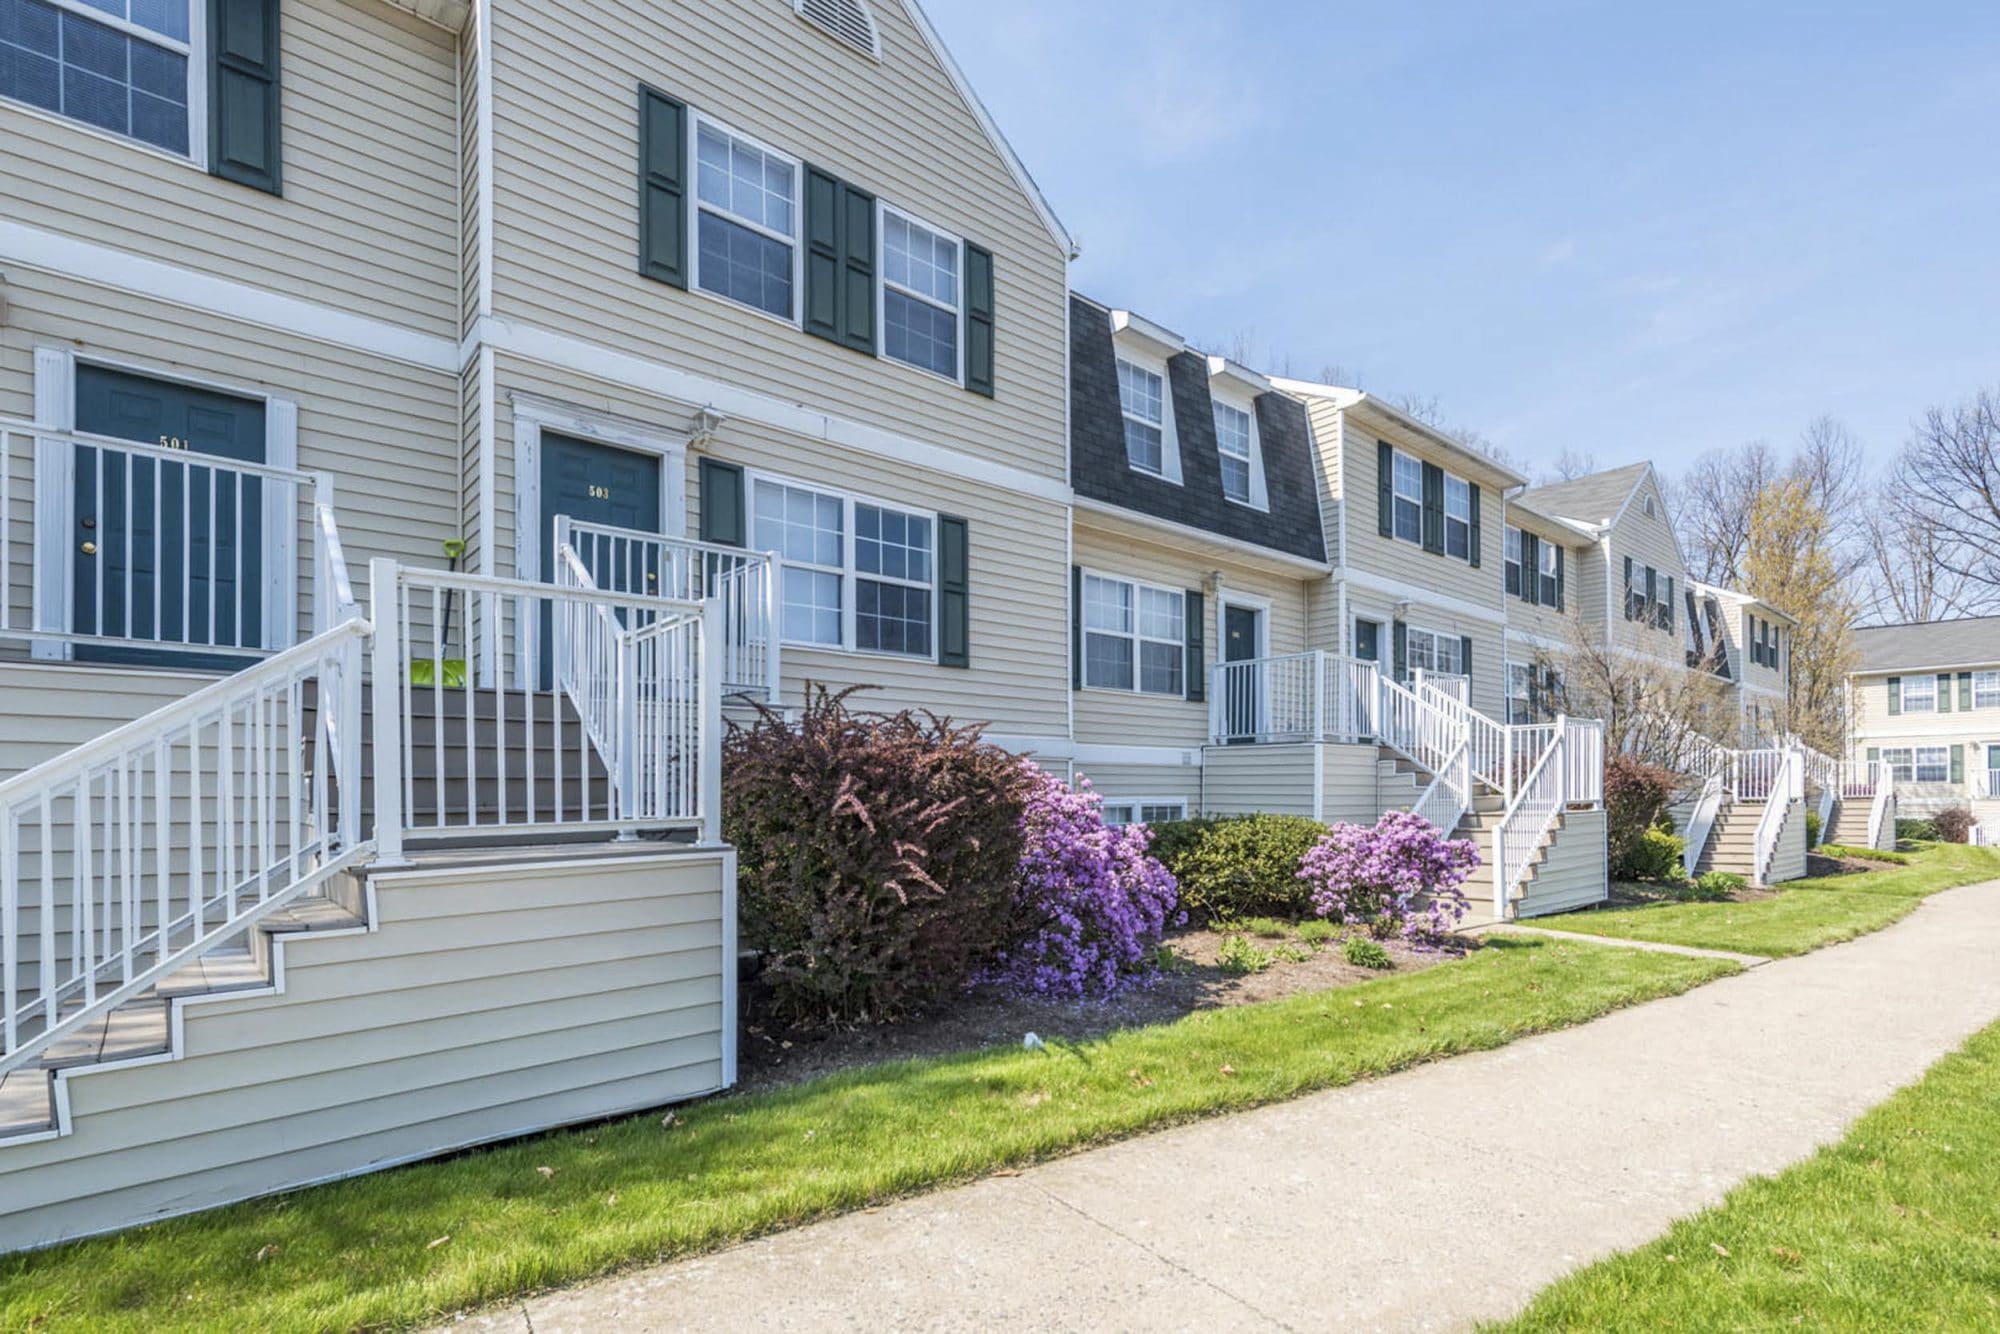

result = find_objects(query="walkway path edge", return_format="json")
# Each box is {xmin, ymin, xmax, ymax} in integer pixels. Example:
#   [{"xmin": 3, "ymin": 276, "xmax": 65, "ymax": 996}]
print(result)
[{"xmin": 1476, "ymin": 921, "xmax": 1773, "ymax": 967}]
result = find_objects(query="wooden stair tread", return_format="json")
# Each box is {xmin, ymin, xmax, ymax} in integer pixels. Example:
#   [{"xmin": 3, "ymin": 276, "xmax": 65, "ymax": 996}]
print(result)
[{"xmin": 0, "ymin": 1068, "xmax": 52, "ymax": 1138}]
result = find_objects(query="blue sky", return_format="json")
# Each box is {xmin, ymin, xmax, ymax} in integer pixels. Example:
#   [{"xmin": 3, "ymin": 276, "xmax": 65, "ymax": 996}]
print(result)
[{"xmin": 922, "ymin": 0, "xmax": 2000, "ymax": 478}]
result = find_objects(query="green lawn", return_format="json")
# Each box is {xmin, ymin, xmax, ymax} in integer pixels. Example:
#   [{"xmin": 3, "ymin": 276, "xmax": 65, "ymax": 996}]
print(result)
[
  {"xmin": 1531, "ymin": 843, "xmax": 2000, "ymax": 958},
  {"xmin": 1494, "ymin": 1018, "xmax": 2000, "ymax": 1332},
  {"xmin": 0, "ymin": 938, "xmax": 1734, "ymax": 1334}
]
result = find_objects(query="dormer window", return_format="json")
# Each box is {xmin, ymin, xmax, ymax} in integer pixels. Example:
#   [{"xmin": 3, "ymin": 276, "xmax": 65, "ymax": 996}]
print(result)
[
  {"xmin": 1117, "ymin": 358, "xmax": 1171, "ymax": 478},
  {"xmin": 1214, "ymin": 402, "xmax": 1254, "ymax": 503}
]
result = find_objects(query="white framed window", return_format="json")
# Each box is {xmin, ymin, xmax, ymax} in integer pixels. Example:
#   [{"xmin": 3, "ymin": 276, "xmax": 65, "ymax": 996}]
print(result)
[
  {"xmin": 1882, "ymin": 747, "xmax": 1914, "ymax": 783},
  {"xmin": 1915, "ymin": 746, "xmax": 1950, "ymax": 784},
  {"xmin": 880, "ymin": 205, "xmax": 962, "ymax": 382},
  {"xmin": 1443, "ymin": 475, "xmax": 1471, "ymax": 560},
  {"xmin": 1538, "ymin": 539, "xmax": 1559, "ymax": 607},
  {"xmin": 1117, "ymin": 358, "xmax": 1176, "ymax": 479},
  {"xmin": 1101, "ymin": 799, "xmax": 1187, "ymax": 827},
  {"xmin": 1, "ymin": 0, "xmax": 205, "ymax": 160},
  {"xmin": 1407, "ymin": 625, "xmax": 1464, "ymax": 677},
  {"xmin": 1391, "ymin": 450, "xmax": 1423, "ymax": 544},
  {"xmin": 1212, "ymin": 398, "xmax": 1265, "ymax": 508},
  {"xmin": 1082, "ymin": 572, "xmax": 1185, "ymax": 696},
  {"xmin": 1504, "ymin": 526, "xmax": 1523, "ymax": 597},
  {"xmin": 751, "ymin": 473, "xmax": 935, "ymax": 660},
  {"xmin": 1900, "ymin": 674, "xmax": 1937, "ymax": 714},
  {"xmin": 693, "ymin": 114, "xmax": 800, "ymax": 321},
  {"xmin": 1975, "ymin": 670, "xmax": 2000, "ymax": 710}
]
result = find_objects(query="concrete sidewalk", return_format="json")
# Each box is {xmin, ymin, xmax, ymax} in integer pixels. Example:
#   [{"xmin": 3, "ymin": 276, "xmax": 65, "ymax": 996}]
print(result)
[{"xmin": 454, "ymin": 880, "xmax": 2000, "ymax": 1333}]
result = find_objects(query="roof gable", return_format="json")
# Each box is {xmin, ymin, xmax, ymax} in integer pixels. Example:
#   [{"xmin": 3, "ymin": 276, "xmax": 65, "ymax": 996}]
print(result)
[
  {"xmin": 1852, "ymin": 617, "xmax": 2000, "ymax": 674},
  {"xmin": 1514, "ymin": 461, "xmax": 1650, "ymax": 530}
]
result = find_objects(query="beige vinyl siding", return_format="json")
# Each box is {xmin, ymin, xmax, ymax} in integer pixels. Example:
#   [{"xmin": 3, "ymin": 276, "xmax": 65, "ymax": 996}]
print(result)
[
  {"xmin": 1071, "ymin": 521, "xmax": 1313, "ymax": 750},
  {"xmin": 1200, "ymin": 743, "xmax": 1318, "ymax": 819},
  {"xmin": 0, "ymin": 850, "xmax": 731, "ymax": 1253},
  {"xmin": 1337, "ymin": 404, "xmax": 1507, "ymax": 612},
  {"xmin": 1573, "ymin": 542, "xmax": 1610, "ymax": 644},
  {"xmin": 0, "ymin": 663, "xmax": 211, "ymax": 780},
  {"xmin": 1319, "ymin": 743, "xmax": 1379, "ymax": 823},
  {"xmin": 1848, "ymin": 670, "xmax": 2000, "ymax": 748},
  {"xmin": 1767, "ymin": 801, "xmax": 1807, "ymax": 883},
  {"xmin": 1501, "ymin": 511, "xmax": 1588, "ymax": 647},
  {"xmin": 1518, "ymin": 809, "xmax": 1608, "ymax": 917},
  {"xmin": 1606, "ymin": 474, "xmax": 1688, "ymax": 659},
  {"xmin": 484, "ymin": 0, "xmax": 1068, "ymax": 483},
  {"xmin": 491, "ymin": 354, "xmax": 1069, "ymax": 736},
  {"xmin": 1074, "ymin": 762, "xmax": 1202, "ymax": 816},
  {"xmin": 0, "ymin": 0, "xmax": 460, "ymax": 337},
  {"xmin": 0, "ymin": 268, "xmax": 460, "ymax": 649},
  {"xmin": 1733, "ymin": 604, "xmax": 1789, "ymax": 697}
]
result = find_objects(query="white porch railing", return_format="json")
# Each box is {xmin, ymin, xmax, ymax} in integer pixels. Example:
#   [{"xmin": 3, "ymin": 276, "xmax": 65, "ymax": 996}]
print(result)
[
  {"xmin": 1208, "ymin": 652, "xmax": 1378, "ymax": 744},
  {"xmin": 1, "ymin": 419, "xmax": 329, "ymax": 658},
  {"xmin": 556, "ymin": 517, "xmax": 779, "ymax": 700},
  {"xmin": 1730, "ymin": 748, "xmax": 1790, "ymax": 802},
  {"xmin": 1493, "ymin": 717, "xmax": 1567, "ymax": 918},
  {"xmin": 369, "ymin": 560, "xmax": 721, "ymax": 858},
  {"xmin": 0, "ymin": 620, "xmax": 371, "ymax": 1075},
  {"xmin": 1409, "ymin": 739, "xmax": 1471, "ymax": 840}
]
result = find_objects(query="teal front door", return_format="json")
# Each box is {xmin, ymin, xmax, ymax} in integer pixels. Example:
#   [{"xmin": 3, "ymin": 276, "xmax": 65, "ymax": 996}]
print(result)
[
  {"xmin": 1223, "ymin": 605, "xmax": 1262, "ymax": 743},
  {"xmin": 71, "ymin": 366, "xmax": 268, "ymax": 669},
  {"xmin": 537, "ymin": 432, "xmax": 664, "ymax": 682}
]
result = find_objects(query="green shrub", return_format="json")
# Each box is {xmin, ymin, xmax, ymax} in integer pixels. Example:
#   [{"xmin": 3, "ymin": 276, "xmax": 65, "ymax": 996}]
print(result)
[
  {"xmin": 1149, "ymin": 813, "xmax": 1327, "ymax": 923},
  {"xmin": 1620, "ymin": 825, "xmax": 1688, "ymax": 884},
  {"xmin": 1805, "ymin": 809, "xmax": 1823, "ymax": 847},
  {"xmin": 1215, "ymin": 933, "xmax": 1275, "ymax": 975},
  {"xmin": 1342, "ymin": 935, "xmax": 1394, "ymax": 970},
  {"xmin": 1933, "ymin": 806, "xmax": 1975, "ymax": 844},
  {"xmin": 1669, "ymin": 871, "xmax": 1744, "ymax": 902},
  {"xmin": 1224, "ymin": 916, "xmax": 1291, "ymax": 940},
  {"xmin": 725, "ymin": 686, "xmax": 1030, "ymax": 1026},
  {"xmin": 1296, "ymin": 919, "xmax": 1340, "ymax": 947},
  {"xmin": 1898, "ymin": 817, "xmax": 1940, "ymax": 843},
  {"xmin": 1606, "ymin": 754, "xmax": 1683, "ymax": 880}
]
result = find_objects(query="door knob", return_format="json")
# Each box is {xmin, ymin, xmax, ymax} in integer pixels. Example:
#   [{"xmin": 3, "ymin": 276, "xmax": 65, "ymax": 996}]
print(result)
[{"xmin": 80, "ymin": 541, "xmax": 98, "ymax": 556}]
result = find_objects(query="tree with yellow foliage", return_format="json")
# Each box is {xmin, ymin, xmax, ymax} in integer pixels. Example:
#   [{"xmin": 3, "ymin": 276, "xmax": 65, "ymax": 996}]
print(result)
[{"xmin": 1744, "ymin": 476, "xmax": 1855, "ymax": 752}]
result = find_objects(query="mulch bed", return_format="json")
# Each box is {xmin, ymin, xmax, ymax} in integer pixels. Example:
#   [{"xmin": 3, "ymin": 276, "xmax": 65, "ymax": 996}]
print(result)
[{"xmin": 735, "ymin": 927, "xmax": 1468, "ymax": 1096}]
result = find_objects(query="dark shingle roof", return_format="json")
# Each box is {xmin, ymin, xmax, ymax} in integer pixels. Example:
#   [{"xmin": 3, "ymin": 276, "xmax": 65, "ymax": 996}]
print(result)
[
  {"xmin": 1513, "ymin": 462, "xmax": 1651, "ymax": 529},
  {"xmin": 1853, "ymin": 617, "xmax": 2000, "ymax": 674}
]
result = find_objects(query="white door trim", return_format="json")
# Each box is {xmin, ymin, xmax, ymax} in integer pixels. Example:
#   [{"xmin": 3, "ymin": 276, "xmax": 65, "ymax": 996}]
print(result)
[{"xmin": 509, "ymin": 392, "xmax": 689, "ymax": 590}]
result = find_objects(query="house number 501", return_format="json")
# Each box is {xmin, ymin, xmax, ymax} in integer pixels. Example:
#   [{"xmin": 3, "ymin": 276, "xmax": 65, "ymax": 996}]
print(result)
[{"xmin": 589, "ymin": 485, "xmax": 611, "ymax": 499}]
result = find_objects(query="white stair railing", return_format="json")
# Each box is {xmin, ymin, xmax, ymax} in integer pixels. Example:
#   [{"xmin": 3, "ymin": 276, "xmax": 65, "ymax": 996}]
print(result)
[
  {"xmin": 1493, "ymin": 717, "xmax": 1568, "ymax": 918},
  {"xmin": 1751, "ymin": 750, "xmax": 1804, "ymax": 885},
  {"xmin": 1208, "ymin": 653, "xmax": 1380, "ymax": 745},
  {"xmin": 1409, "ymin": 738, "xmax": 1472, "ymax": 838},
  {"xmin": 1378, "ymin": 676, "xmax": 1461, "ymax": 776},
  {"xmin": 0, "ymin": 620, "xmax": 371, "ymax": 1076},
  {"xmin": 557, "ymin": 517, "xmax": 779, "ymax": 700}
]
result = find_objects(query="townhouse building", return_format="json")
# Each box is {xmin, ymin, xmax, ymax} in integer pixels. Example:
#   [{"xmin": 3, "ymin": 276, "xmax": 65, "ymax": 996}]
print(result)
[{"xmin": 1848, "ymin": 617, "xmax": 2000, "ymax": 825}]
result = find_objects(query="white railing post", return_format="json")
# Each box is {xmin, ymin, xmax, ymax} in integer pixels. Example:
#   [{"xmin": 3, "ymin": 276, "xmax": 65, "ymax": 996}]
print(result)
[
  {"xmin": 368, "ymin": 559, "xmax": 407, "ymax": 866},
  {"xmin": 763, "ymin": 550, "xmax": 782, "ymax": 703},
  {"xmin": 700, "ymin": 596, "xmax": 724, "ymax": 845},
  {"xmin": 615, "ymin": 630, "xmax": 638, "ymax": 823},
  {"xmin": 1311, "ymin": 650, "xmax": 1326, "ymax": 741}
]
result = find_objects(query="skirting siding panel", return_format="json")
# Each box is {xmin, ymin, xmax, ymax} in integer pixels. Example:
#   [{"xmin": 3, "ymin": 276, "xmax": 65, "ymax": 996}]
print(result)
[
  {"xmin": 0, "ymin": 848, "xmax": 733, "ymax": 1253},
  {"xmin": 1518, "ymin": 808, "xmax": 1609, "ymax": 918},
  {"xmin": 1320, "ymin": 744, "xmax": 1381, "ymax": 824},
  {"xmin": 1766, "ymin": 800, "xmax": 1808, "ymax": 884},
  {"xmin": 1201, "ymin": 743, "xmax": 1318, "ymax": 819}
]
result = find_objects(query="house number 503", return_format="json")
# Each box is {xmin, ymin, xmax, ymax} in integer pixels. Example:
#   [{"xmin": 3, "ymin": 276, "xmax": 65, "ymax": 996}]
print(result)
[{"xmin": 588, "ymin": 485, "xmax": 611, "ymax": 499}]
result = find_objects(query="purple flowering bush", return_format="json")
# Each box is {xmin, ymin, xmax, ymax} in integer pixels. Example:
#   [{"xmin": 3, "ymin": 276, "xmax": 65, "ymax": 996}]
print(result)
[
  {"xmin": 1297, "ymin": 810, "xmax": 1481, "ymax": 942},
  {"xmin": 982, "ymin": 769, "xmax": 1182, "ymax": 999}
]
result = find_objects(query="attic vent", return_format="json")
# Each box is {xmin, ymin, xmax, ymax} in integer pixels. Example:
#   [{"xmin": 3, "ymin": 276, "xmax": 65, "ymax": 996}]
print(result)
[{"xmin": 795, "ymin": 0, "xmax": 881, "ymax": 57}]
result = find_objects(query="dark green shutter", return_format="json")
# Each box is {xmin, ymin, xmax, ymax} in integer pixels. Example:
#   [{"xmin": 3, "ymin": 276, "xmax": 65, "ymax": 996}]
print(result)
[
  {"xmin": 1951, "ymin": 745, "xmax": 1965, "ymax": 785},
  {"xmin": 1939, "ymin": 672, "xmax": 1954, "ymax": 712},
  {"xmin": 965, "ymin": 243, "xmax": 996, "ymax": 397},
  {"xmin": 1392, "ymin": 619, "xmax": 1408, "ymax": 682},
  {"xmin": 1520, "ymin": 533, "xmax": 1539, "ymax": 605},
  {"xmin": 1867, "ymin": 746, "xmax": 1880, "ymax": 765},
  {"xmin": 1468, "ymin": 485, "xmax": 1482, "ymax": 568},
  {"xmin": 1887, "ymin": 677, "xmax": 1902, "ymax": 716},
  {"xmin": 1555, "ymin": 546, "xmax": 1566, "ymax": 610},
  {"xmin": 1070, "ymin": 566, "xmax": 1083, "ymax": 689},
  {"xmin": 1421, "ymin": 462, "xmax": 1444, "ymax": 554},
  {"xmin": 1664, "ymin": 577, "xmax": 1676, "ymax": 632},
  {"xmin": 804, "ymin": 168, "xmax": 875, "ymax": 354},
  {"xmin": 1376, "ymin": 441, "xmax": 1394, "ymax": 536},
  {"xmin": 1184, "ymin": 590, "xmax": 1205, "ymax": 702},
  {"xmin": 1961, "ymin": 672, "xmax": 1974, "ymax": 711},
  {"xmin": 638, "ymin": 88, "xmax": 688, "ymax": 287},
  {"xmin": 937, "ymin": 515, "xmax": 969, "ymax": 668},
  {"xmin": 1623, "ymin": 556, "xmax": 1635, "ymax": 619},
  {"xmin": 1460, "ymin": 635, "xmax": 1473, "ymax": 683},
  {"xmin": 698, "ymin": 459, "xmax": 745, "ymax": 547},
  {"xmin": 209, "ymin": 0, "xmax": 282, "ymax": 194}
]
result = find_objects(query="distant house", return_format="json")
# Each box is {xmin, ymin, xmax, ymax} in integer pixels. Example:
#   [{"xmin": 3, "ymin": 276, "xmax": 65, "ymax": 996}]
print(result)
[{"xmin": 1848, "ymin": 618, "xmax": 2000, "ymax": 821}]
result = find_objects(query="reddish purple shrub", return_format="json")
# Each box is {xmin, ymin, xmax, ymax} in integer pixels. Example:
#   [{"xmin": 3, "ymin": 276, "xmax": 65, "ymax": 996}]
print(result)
[
  {"xmin": 1297, "ymin": 810, "xmax": 1481, "ymax": 941},
  {"xmin": 724, "ymin": 686, "xmax": 1030, "ymax": 1025},
  {"xmin": 981, "ymin": 770, "xmax": 1182, "ymax": 998}
]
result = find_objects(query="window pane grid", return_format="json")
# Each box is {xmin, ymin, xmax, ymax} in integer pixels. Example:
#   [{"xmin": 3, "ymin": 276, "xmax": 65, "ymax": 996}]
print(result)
[
  {"xmin": 1083, "ymin": 575, "xmax": 1182, "ymax": 696},
  {"xmin": 1901, "ymin": 676, "xmax": 1936, "ymax": 712},
  {"xmin": 2, "ymin": 0, "xmax": 189, "ymax": 154},
  {"xmin": 694, "ymin": 120, "xmax": 797, "ymax": 319},
  {"xmin": 1975, "ymin": 671, "xmax": 2000, "ymax": 709},
  {"xmin": 1215, "ymin": 402, "xmax": 1253, "ymax": 502},
  {"xmin": 1118, "ymin": 361, "xmax": 1167, "ymax": 475},
  {"xmin": 854, "ymin": 503, "xmax": 933, "ymax": 659}
]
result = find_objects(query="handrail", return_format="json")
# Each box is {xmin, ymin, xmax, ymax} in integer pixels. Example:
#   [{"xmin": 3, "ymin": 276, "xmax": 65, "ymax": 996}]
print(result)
[
  {"xmin": 2, "ymin": 618, "xmax": 371, "ymax": 1074},
  {"xmin": 1493, "ymin": 716, "xmax": 1568, "ymax": 919},
  {"xmin": 1409, "ymin": 738, "xmax": 1471, "ymax": 838},
  {"xmin": 1208, "ymin": 652, "xmax": 1379, "ymax": 745},
  {"xmin": 1868, "ymin": 781, "xmax": 1893, "ymax": 851}
]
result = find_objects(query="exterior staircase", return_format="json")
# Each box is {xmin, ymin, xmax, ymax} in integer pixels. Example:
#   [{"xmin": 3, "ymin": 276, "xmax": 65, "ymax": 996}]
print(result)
[
  {"xmin": 1695, "ymin": 801, "xmax": 1769, "ymax": 877},
  {"xmin": 1825, "ymin": 799, "xmax": 1876, "ymax": 847}
]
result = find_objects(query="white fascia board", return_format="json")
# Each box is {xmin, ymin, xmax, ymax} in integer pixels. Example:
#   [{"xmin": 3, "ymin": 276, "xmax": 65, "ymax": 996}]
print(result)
[
  {"xmin": 1271, "ymin": 377, "xmax": 1529, "ymax": 491},
  {"xmin": 1109, "ymin": 309, "xmax": 1187, "ymax": 361},
  {"xmin": 1206, "ymin": 355, "xmax": 1274, "ymax": 397}
]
